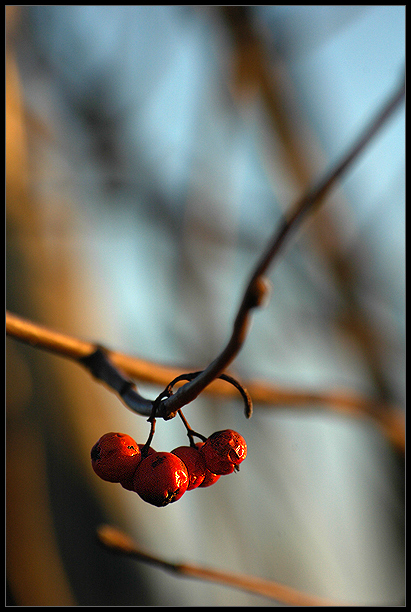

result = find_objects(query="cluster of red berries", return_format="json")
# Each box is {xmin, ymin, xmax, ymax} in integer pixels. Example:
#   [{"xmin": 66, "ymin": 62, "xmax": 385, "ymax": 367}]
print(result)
[{"xmin": 91, "ymin": 429, "xmax": 247, "ymax": 507}]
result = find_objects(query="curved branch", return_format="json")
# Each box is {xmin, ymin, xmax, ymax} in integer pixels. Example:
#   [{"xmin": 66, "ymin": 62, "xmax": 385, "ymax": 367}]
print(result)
[
  {"xmin": 6, "ymin": 77, "xmax": 404, "ymax": 423},
  {"xmin": 6, "ymin": 310, "xmax": 404, "ymax": 452},
  {"xmin": 160, "ymin": 370, "xmax": 253, "ymax": 418},
  {"xmin": 5, "ymin": 75, "xmax": 406, "ymax": 442},
  {"xmin": 161, "ymin": 74, "xmax": 405, "ymax": 416}
]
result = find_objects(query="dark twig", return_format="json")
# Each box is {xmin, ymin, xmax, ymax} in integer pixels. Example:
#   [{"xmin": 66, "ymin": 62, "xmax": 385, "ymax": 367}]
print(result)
[
  {"xmin": 80, "ymin": 347, "xmax": 155, "ymax": 417},
  {"xmin": 160, "ymin": 74, "xmax": 405, "ymax": 417},
  {"xmin": 5, "ymin": 75, "xmax": 404, "ymax": 425},
  {"xmin": 160, "ymin": 371, "xmax": 253, "ymax": 418}
]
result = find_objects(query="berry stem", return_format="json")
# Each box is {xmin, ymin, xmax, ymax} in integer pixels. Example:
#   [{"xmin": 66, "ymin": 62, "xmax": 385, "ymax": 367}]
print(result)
[
  {"xmin": 142, "ymin": 393, "xmax": 162, "ymax": 457},
  {"xmin": 177, "ymin": 410, "xmax": 207, "ymax": 446}
]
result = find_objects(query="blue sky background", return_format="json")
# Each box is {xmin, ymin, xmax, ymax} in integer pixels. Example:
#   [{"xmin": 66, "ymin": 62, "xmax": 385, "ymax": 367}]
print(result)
[{"xmin": 7, "ymin": 6, "xmax": 404, "ymax": 606}]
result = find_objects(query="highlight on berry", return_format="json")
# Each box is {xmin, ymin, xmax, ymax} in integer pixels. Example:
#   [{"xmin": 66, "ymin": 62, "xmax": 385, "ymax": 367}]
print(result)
[{"xmin": 90, "ymin": 426, "xmax": 247, "ymax": 507}]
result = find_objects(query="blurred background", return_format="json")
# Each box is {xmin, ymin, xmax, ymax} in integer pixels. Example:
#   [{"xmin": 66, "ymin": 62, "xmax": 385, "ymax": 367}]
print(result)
[{"xmin": 6, "ymin": 6, "xmax": 405, "ymax": 606}]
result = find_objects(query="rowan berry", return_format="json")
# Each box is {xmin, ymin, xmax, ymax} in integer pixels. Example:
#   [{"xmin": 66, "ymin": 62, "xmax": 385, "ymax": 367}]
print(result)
[
  {"xmin": 133, "ymin": 451, "xmax": 189, "ymax": 507},
  {"xmin": 199, "ymin": 429, "xmax": 247, "ymax": 475},
  {"xmin": 195, "ymin": 442, "xmax": 221, "ymax": 487},
  {"xmin": 199, "ymin": 469, "xmax": 221, "ymax": 487},
  {"xmin": 171, "ymin": 445, "xmax": 207, "ymax": 490},
  {"xmin": 91, "ymin": 432, "xmax": 141, "ymax": 483},
  {"xmin": 120, "ymin": 444, "xmax": 156, "ymax": 490}
]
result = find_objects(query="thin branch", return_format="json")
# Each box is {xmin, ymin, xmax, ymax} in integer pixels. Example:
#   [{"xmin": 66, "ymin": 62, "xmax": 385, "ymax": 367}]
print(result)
[
  {"xmin": 6, "ymin": 310, "xmax": 405, "ymax": 452},
  {"xmin": 79, "ymin": 347, "xmax": 154, "ymax": 416},
  {"xmin": 158, "ymin": 370, "xmax": 253, "ymax": 417},
  {"xmin": 96, "ymin": 524, "xmax": 346, "ymax": 606},
  {"xmin": 6, "ymin": 78, "xmax": 404, "ymax": 424},
  {"xmin": 224, "ymin": 6, "xmax": 404, "ymax": 406},
  {"xmin": 6, "ymin": 310, "xmax": 95, "ymax": 360},
  {"xmin": 161, "ymin": 74, "xmax": 405, "ymax": 416},
  {"xmin": 5, "ymin": 311, "xmax": 154, "ymax": 416},
  {"xmin": 5, "ymin": 309, "xmax": 182, "ymax": 386}
]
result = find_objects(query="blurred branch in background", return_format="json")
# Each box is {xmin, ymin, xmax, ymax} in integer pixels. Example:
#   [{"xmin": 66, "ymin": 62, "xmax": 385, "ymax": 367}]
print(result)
[
  {"xmin": 6, "ymin": 51, "xmax": 405, "ymax": 449},
  {"xmin": 221, "ymin": 6, "xmax": 404, "ymax": 407},
  {"xmin": 7, "ymin": 5, "xmax": 405, "ymax": 606},
  {"xmin": 6, "ymin": 310, "xmax": 405, "ymax": 453},
  {"xmin": 162, "ymin": 57, "xmax": 405, "ymax": 416},
  {"xmin": 96, "ymin": 524, "xmax": 346, "ymax": 606}
]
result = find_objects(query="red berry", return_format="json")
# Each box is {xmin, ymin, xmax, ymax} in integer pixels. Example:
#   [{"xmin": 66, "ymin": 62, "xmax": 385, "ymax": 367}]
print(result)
[
  {"xmin": 199, "ymin": 429, "xmax": 247, "ymax": 475},
  {"xmin": 91, "ymin": 432, "xmax": 141, "ymax": 483},
  {"xmin": 120, "ymin": 479, "xmax": 136, "ymax": 491},
  {"xmin": 133, "ymin": 451, "xmax": 189, "ymax": 507},
  {"xmin": 199, "ymin": 470, "xmax": 221, "ymax": 487},
  {"xmin": 120, "ymin": 444, "xmax": 156, "ymax": 490},
  {"xmin": 171, "ymin": 445, "xmax": 206, "ymax": 490},
  {"xmin": 195, "ymin": 442, "xmax": 221, "ymax": 487}
]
